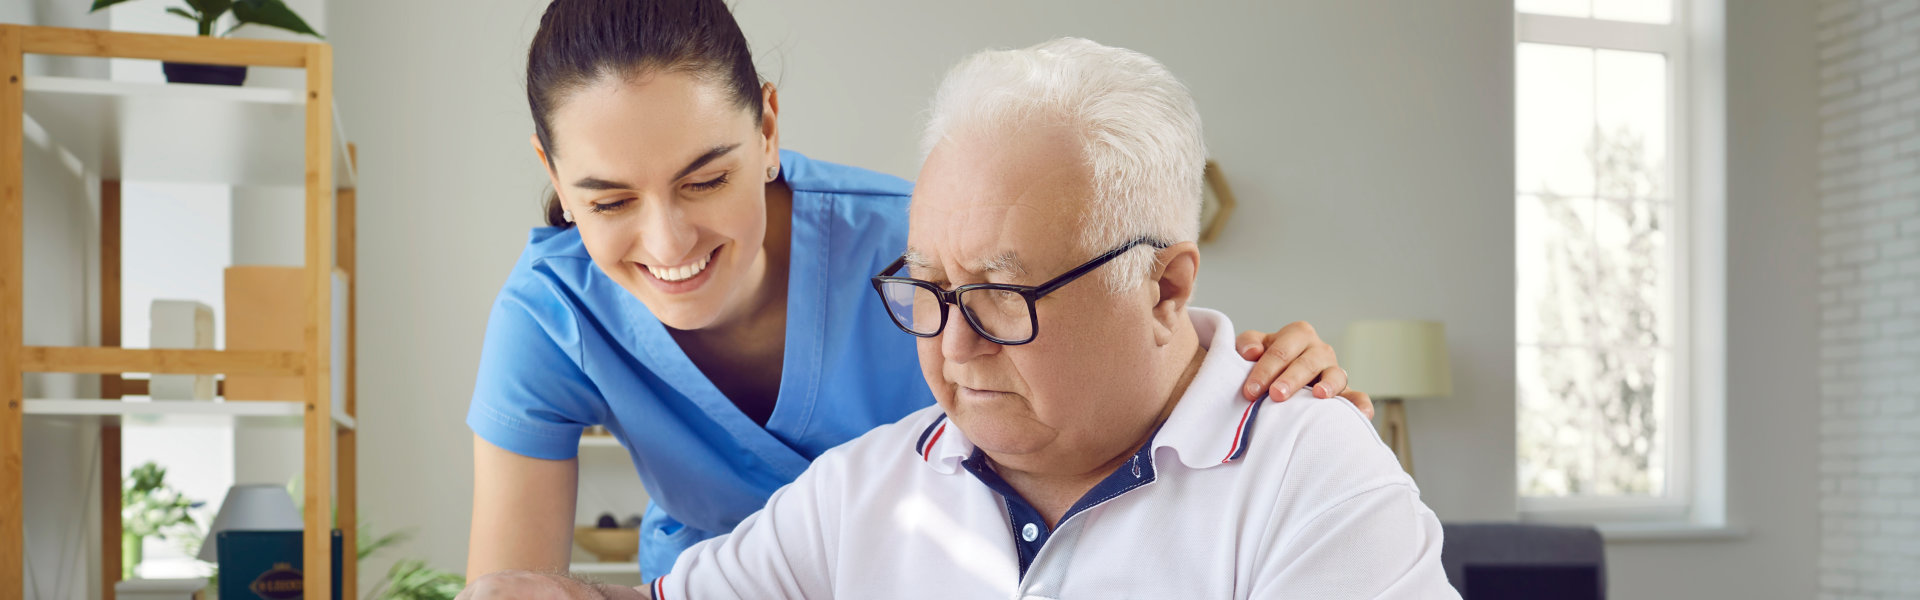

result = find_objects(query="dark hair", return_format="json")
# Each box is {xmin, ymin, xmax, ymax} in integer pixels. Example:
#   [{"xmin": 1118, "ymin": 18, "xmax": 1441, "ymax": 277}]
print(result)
[{"xmin": 527, "ymin": 0, "xmax": 765, "ymax": 228}]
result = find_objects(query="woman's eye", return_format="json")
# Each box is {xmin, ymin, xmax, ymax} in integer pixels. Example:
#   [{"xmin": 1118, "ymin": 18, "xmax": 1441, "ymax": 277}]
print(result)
[
  {"xmin": 686, "ymin": 172, "xmax": 731, "ymax": 192},
  {"xmin": 590, "ymin": 198, "xmax": 632, "ymax": 213}
]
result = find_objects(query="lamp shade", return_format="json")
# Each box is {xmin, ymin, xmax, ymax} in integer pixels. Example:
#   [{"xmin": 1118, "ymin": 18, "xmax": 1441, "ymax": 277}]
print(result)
[
  {"xmin": 1341, "ymin": 320, "xmax": 1452, "ymax": 399},
  {"xmin": 195, "ymin": 484, "xmax": 302, "ymax": 562}
]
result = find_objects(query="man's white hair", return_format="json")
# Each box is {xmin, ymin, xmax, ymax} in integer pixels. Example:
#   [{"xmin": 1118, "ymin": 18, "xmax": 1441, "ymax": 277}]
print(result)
[{"xmin": 920, "ymin": 37, "xmax": 1207, "ymax": 292}]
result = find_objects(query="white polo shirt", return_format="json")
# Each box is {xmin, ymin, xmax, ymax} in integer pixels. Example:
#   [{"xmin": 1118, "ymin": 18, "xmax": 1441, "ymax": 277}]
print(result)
[{"xmin": 652, "ymin": 308, "xmax": 1459, "ymax": 599}]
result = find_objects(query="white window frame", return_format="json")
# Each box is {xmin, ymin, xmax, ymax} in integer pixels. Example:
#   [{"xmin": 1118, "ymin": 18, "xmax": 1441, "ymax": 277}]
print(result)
[{"xmin": 1513, "ymin": 0, "xmax": 1727, "ymax": 531}]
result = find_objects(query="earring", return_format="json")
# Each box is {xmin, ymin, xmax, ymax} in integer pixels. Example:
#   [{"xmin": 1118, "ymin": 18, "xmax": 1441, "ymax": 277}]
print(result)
[
  {"xmin": 767, "ymin": 165, "xmax": 779, "ymax": 182},
  {"xmin": 562, "ymin": 209, "xmax": 574, "ymax": 223}
]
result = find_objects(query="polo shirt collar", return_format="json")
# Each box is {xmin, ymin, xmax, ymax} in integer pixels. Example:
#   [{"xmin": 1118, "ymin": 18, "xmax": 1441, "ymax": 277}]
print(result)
[{"xmin": 910, "ymin": 308, "xmax": 1267, "ymax": 475}]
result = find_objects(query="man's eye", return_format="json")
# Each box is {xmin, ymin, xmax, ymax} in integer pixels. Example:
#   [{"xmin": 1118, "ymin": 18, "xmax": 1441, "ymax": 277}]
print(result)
[
  {"xmin": 686, "ymin": 172, "xmax": 731, "ymax": 192},
  {"xmin": 591, "ymin": 198, "xmax": 632, "ymax": 213}
]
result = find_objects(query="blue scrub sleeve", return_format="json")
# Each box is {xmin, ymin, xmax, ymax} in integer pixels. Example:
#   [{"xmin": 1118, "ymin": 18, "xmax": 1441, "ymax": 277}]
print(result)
[{"xmin": 466, "ymin": 291, "xmax": 607, "ymax": 461}]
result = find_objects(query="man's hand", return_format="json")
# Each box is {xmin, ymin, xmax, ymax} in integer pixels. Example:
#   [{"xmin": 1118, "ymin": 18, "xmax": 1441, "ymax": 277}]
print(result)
[
  {"xmin": 1236, "ymin": 321, "xmax": 1374, "ymax": 419},
  {"xmin": 458, "ymin": 570, "xmax": 653, "ymax": 600}
]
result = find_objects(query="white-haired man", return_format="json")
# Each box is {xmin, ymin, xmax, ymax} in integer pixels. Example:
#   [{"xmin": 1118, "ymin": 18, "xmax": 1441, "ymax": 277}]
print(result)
[{"xmin": 463, "ymin": 38, "xmax": 1458, "ymax": 599}]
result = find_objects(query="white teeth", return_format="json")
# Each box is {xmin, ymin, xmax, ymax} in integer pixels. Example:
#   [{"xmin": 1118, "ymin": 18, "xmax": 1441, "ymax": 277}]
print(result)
[{"xmin": 647, "ymin": 253, "xmax": 711, "ymax": 282}]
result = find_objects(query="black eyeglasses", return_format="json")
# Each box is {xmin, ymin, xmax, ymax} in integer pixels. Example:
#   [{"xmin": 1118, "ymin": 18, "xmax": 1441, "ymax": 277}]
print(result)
[{"xmin": 870, "ymin": 237, "xmax": 1170, "ymax": 345}]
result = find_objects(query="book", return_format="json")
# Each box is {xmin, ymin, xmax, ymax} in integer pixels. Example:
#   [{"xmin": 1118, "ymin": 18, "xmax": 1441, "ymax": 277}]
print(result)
[{"xmin": 215, "ymin": 529, "xmax": 343, "ymax": 600}]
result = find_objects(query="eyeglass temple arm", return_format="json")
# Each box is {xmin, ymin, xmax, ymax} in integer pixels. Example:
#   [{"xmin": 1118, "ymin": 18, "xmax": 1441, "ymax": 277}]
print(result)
[{"xmin": 1027, "ymin": 237, "xmax": 1170, "ymax": 297}]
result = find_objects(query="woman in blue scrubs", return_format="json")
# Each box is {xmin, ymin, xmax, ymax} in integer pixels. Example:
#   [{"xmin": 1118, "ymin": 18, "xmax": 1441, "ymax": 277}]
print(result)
[{"xmin": 466, "ymin": 0, "xmax": 1371, "ymax": 583}]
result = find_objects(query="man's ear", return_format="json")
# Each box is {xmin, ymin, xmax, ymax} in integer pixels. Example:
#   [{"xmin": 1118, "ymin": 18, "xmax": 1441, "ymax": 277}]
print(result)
[
  {"xmin": 1150, "ymin": 242, "xmax": 1201, "ymax": 345},
  {"xmin": 760, "ymin": 82, "xmax": 782, "ymax": 168},
  {"xmin": 531, "ymin": 134, "xmax": 566, "ymax": 203}
]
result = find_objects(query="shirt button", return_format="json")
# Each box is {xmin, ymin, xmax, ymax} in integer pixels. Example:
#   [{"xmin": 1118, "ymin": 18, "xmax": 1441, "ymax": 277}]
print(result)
[{"xmin": 1021, "ymin": 523, "xmax": 1039, "ymax": 542}]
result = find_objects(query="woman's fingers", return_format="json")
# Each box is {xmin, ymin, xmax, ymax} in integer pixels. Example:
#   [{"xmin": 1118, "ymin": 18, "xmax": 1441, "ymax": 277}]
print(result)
[
  {"xmin": 1268, "ymin": 343, "xmax": 1335, "ymax": 401},
  {"xmin": 1339, "ymin": 389, "xmax": 1376, "ymax": 419},
  {"xmin": 1235, "ymin": 329, "xmax": 1269, "ymax": 361},
  {"xmin": 1307, "ymin": 350, "xmax": 1350, "ymax": 398},
  {"xmin": 1241, "ymin": 322, "xmax": 1324, "ymax": 400}
]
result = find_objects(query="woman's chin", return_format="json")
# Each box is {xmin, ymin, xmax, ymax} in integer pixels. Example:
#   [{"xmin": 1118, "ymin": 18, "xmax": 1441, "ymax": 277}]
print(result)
[{"xmin": 629, "ymin": 283, "xmax": 728, "ymax": 332}]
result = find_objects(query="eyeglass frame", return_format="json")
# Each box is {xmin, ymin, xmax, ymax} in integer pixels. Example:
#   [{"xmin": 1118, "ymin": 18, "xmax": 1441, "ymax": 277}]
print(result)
[{"xmin": 869, "ymin": 236, "xmax": 1172, "ymax": 345}]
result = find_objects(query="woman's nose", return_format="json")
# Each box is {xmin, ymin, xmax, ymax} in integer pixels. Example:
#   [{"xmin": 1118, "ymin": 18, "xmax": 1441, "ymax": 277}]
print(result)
[{"xmin": 638, "ymin": 198, "xmax": 698, "ymax": 263}]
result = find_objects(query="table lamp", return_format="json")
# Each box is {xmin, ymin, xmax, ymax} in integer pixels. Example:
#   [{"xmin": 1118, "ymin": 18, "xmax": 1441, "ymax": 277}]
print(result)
[
  {"xmin": 1341, "ymin": 320, "xmax": 1452, "ymax": 476},
  {"xmin": 195, "ymin": 484, "xmax": 303, "ymax": 562}
]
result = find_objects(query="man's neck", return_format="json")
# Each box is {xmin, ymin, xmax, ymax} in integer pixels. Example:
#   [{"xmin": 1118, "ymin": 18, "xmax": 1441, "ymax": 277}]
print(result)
[{"xmin": 993, "ymin": 337, "xmax": 1207, "ymax": 528}]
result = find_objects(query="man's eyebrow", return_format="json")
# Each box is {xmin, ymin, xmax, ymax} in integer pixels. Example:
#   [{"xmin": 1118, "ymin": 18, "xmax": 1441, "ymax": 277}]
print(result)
[
  {"xmin": 975, "ymin": 252, "xmax": 1026, "ymax": 277},
  {"xmin": 568, "ymin": 143, "xmax": 742, "ymax": 191},
  {"xmin": 900, "ymin": 248, "xmax": 1025, "ymax": 276},
  {"xmin": 902, "ymin": 248, "xmax": 934, "ymax": 270}
]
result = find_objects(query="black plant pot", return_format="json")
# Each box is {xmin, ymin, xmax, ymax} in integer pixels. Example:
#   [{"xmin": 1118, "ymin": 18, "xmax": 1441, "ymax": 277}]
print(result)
[{"xmin": 161, "ymin": 61, "xmax": 248, "ymax": 86}]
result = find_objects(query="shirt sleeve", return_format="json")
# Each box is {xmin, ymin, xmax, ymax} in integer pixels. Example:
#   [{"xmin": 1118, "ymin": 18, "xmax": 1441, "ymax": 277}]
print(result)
[
  {"xmin": 1240, "ymin": 396, "xmax": 1460, "ymax": 598},
  {"xmin": 650, "ymin": 447, "xmax": 843, "ymax": 600},
  {"xmin": 465, "ymin": 284, "xmax": 607, "ymax": 461},
  {"xmin": 1248, "ymin": 483, "xmax": 1460, "ymax": 599}
]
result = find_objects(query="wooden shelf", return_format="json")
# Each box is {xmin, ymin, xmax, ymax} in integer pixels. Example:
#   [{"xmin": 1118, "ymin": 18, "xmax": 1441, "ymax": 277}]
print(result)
[
  {"xmin": 3, "ymin": 25, "xmax": 359, "ymax": 600},
  {"xmin": 21, "ymin": 346, "xmax": 304, "ymax": 376},
  {"xmin": 21, "ymin": 75, "xmax": 356, "ymax": 188},
  {"xmin": 24, "ymin": 398, "xmax": 355, "ymax": 430}
]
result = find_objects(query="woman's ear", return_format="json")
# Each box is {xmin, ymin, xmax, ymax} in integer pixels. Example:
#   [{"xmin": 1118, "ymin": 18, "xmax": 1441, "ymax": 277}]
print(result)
[
  {"xmin": 531, "ymin": 134, "xmax": 565, "ymax": 202},
  {"xmin": 1150, "ymin": 242, "xmax": 1201, "ymax": 345},
  {"xmin": 760, "ymin": 82, "xmax": 782, "ymax": 168}
]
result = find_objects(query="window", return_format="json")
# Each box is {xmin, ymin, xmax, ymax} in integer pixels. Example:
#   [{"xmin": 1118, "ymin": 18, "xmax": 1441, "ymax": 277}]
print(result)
[{"xmin": 1514, "ymin": 0, "xmax": 1723, "ymax": 524}]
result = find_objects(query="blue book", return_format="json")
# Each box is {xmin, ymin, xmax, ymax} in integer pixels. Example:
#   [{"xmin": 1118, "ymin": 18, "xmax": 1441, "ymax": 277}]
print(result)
[{"xmin": 215, "ymin": 529, "xmax": 342, "ymax": 600}]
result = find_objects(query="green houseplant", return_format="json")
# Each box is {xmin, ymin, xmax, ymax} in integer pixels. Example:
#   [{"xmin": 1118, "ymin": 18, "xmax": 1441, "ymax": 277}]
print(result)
[
  {"xmin": 87, "ymin": 0, "xmax": 323, "ymax": 86},
  {"xmin": 122, "ymin": 461, "xmax": 203, "ymax": 579}
]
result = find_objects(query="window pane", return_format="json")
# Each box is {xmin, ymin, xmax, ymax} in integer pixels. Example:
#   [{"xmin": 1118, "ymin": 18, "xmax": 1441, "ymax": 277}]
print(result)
[
  {"xmin": 1594, "ymin": 49, "xmax": 1668, "ymax": 202},
  {"xmin": 1517, "ymin": 44, "xmax": 1596, "ymax": 197},
  {"xmin": 1594, "ymin": 0, "xmax": 1671, "ymax": 24},
  {"xmin": 1519, "ymin": 346, "xmax": 1669, "ymax": 497},
  {"xmin": 1593, "ymin": 199, "xmax": 1672, "ymax": 347},
  {"xmin": 1516, "ymin": 0, "xmax": 1590, "ymax": 18},
  {"xmin": 1517, "ymin": 194, "xmax": 1597, "ymax": 345}
]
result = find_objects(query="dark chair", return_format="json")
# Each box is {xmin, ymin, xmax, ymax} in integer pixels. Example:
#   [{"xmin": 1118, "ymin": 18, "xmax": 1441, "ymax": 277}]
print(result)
[{"xmin": 1440, "ymin": 522, "xmax": 1606, "ymax": 599}]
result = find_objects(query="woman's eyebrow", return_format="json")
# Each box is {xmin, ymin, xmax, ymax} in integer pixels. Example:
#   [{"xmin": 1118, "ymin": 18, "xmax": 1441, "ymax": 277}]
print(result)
[
  {"xmin": 674, "ymin": 143, "xmax": 742, "ymax": 180},
  {"xmin": 569, "ymin": 143, "xmax": 743, "ymax": 190}
]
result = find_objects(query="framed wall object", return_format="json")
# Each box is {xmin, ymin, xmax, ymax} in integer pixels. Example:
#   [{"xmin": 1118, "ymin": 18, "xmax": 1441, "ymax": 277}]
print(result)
[{"xmin": 1200, "ymin": 160, "xmax": 1237, "ymax": 244}]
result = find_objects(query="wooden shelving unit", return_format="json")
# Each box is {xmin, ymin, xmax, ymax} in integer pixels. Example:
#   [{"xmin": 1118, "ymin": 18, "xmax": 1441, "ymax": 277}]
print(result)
[{"xmin": 1, "ymin": 25, "xmax": 358, "ymax": 600}]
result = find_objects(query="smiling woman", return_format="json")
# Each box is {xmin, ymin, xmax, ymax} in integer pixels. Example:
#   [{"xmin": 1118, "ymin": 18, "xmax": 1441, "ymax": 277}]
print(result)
[{"xmin": 461, "ymin": 0, "xmax": 1367, "ymax": 588}]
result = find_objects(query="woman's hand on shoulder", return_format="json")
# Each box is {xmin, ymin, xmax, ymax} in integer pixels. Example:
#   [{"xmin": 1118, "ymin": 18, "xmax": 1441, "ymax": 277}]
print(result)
[{"xmin": 1235, "ymin": 321, "xmax": 1374, "ymax": 419}]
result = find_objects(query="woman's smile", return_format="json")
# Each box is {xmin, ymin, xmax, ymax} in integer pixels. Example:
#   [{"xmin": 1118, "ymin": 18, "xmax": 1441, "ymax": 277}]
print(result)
[{"xmin": 639, "ymin": 245, "xmax": 722, "ymax": 293}]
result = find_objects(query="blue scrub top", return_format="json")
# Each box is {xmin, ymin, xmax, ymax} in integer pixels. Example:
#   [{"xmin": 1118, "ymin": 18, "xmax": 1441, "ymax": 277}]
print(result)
[{"xmin": 466, "ymin": 150, "xmax": 932, "ymax": 581}]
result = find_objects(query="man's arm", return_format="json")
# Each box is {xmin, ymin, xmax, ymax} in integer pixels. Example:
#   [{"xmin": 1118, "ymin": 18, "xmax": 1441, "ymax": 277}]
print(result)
[
  {"xmin": 648, "ymin": 449, "xmax": 845, "ymax": 599},
  {"xmin": 457, "ymin": 570, "xmax": 653, "ymax": 600},
  {"xmin": 1248, "ymin": 483, "xmax": 1459, "ymax": 598}
]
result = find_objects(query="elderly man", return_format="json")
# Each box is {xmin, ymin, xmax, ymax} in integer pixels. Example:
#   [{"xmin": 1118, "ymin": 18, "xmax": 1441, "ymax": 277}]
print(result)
[{"xmin": 465, "ymin": 38, "xmax": 1457, "ymax": 599}]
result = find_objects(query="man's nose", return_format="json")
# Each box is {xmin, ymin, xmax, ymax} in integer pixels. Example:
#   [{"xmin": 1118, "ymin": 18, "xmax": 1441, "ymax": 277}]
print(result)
[{"xmin": 940, "ymin": 303, "xmax": 998, "ymax": 363}]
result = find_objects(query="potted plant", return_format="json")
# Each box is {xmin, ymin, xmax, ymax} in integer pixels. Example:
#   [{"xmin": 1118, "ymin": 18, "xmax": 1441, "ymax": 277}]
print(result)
[
  {"xmin": 122, "ymin": 461, "xmax": 203, "ymax": 579},
  {"xmin": 87, "ymin": 0, "xmax": 324, "ymax": 86}
]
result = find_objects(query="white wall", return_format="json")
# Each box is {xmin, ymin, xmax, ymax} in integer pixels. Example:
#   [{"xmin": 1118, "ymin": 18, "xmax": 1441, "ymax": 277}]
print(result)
[
  {"xmin": 327, "ymin": 0, "xmax": 1823, "ymax": 596},
  {"xmin": 1603, "ymin": 0, "xmax": 1823, "ymax": 598},
  {"xmin": 1815, "ymin": 0, "xmax": 1920, "ymax": 597}
]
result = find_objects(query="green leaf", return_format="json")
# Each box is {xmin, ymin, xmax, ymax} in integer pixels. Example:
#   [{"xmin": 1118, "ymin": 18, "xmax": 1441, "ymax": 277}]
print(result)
[
  {"xmin": 164, "ymin": 7, "xmax": 201, "ymax": 22},
  {"xmin": 184, "ymin": 0, "xmax": 232, "ymax": 19},
  {"xmin": 89, "ymin": 0, "xmax": 140, "ymax": 13},
  {"xmin": 230, "ymin": 0, "xmax": 322, "ymax": 39}
]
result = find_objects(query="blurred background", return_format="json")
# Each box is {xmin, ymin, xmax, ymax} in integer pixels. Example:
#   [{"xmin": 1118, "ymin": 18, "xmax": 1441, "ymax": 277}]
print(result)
[{"xmin": 9, "ymin": 0, "xmax": 1911, "ymax": 598}]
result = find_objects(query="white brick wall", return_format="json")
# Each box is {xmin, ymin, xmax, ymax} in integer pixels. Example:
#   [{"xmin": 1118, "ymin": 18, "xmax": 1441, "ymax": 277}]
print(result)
[{"xmin": 1819, "ymin": 0, "xmax": 1920, "ymax": 598}]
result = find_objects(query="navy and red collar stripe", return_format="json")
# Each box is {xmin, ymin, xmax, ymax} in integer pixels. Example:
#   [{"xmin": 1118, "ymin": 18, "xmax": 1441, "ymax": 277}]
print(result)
[{"xmin": 913, "ymin": 413, "xmax": 949, "ymax": 460}]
